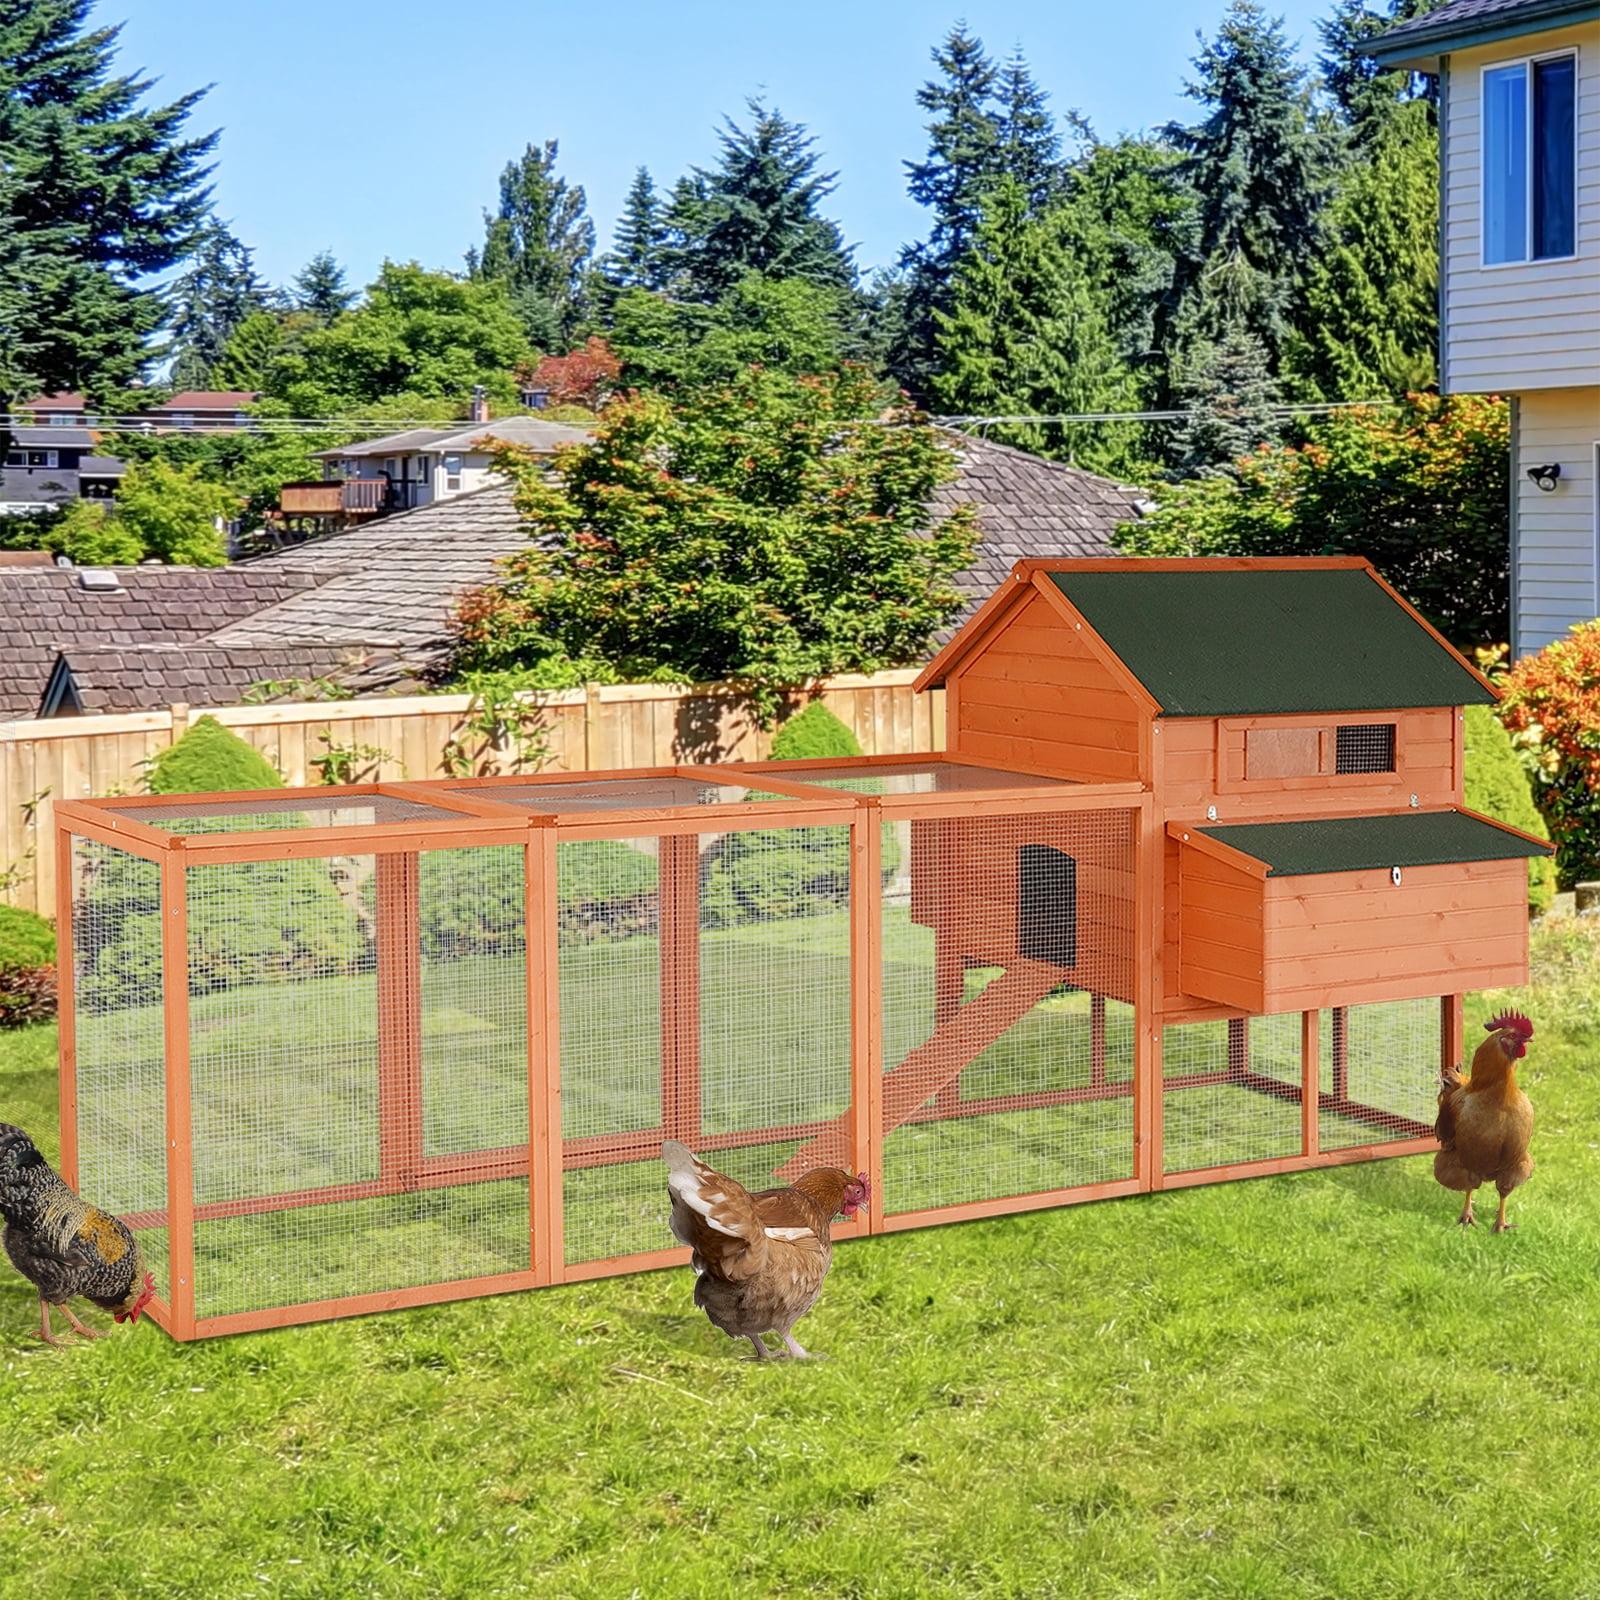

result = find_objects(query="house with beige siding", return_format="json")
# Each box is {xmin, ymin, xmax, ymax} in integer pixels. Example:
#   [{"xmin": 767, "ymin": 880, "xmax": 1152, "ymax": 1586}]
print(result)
[{"xmin": 1372, "ymin": 0, "xmax": 1600, "ymax": 654}]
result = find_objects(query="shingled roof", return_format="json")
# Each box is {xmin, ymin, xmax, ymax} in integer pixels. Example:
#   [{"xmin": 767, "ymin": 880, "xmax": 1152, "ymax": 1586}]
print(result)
[
  {"xmin": 41, "ymin": 641, "xmax": 434, "ymax": 716},
  {"xmin": 0, "ymin": 566, "xmax": 325, "ymax": 719},
  {"xmin": 1366, "ymin": 0, "xmax": 1596, "ymax": 65},
  {"xmin": 224, "ymin": 435, "xmax": 1143, "ymax": 654}
]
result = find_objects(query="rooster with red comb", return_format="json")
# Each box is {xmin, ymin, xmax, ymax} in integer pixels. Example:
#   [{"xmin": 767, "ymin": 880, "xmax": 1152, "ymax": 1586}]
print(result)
[{"xmin": 1434, "ymin": 1012, "xmax": 1537, "ymax": 1231}]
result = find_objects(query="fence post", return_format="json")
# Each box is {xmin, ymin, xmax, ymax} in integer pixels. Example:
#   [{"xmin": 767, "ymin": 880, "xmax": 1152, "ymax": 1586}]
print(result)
[
  {"xmin": 167, "ymin": 703, "xmax": 189, "ymax": 745},
  {"xmin": 160, "ymin": 854, "xmax": 196, "ymax": 1340},
  {"xmin": 583, "ymin": 684, "xmax": 602, "ymax": 771}
]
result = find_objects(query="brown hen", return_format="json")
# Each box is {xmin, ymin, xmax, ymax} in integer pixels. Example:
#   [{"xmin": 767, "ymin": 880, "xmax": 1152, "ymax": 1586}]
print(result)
[{"xmin": 1434, "ymin": 1011, "xmax": 1535, "ymax": 1232}]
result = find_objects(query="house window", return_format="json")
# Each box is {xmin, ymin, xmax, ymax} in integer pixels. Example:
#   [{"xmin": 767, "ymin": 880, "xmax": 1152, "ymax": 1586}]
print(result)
[
  {"xmin": 1334, "ymin": 723, "xmax": 1396, "ymax": 775},
  {"xmin": 11, "ymin": 449, "xmax": 61, "ymax": 468},
  {"xmin": 1483, "ymin": 55, "xmax": 1576, "ymax": 264},
  {"xmin": 443, "ymin": 453, "xmax": 462, "ymax": 491}
]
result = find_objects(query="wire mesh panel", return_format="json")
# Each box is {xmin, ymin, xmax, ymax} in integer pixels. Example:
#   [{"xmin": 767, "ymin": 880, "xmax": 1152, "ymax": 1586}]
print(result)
[
  {"xmin": 1334, "ymin": 723, "xmax": 1397, "ymax": 774},
  {"xmin": 184, "ymin": 846, "xmax": 529, "ymax": 1322},
  {"xmin": 1319, "ymin": 998, "xmax": 1439, "ymax": 1149},
  {"xmin": 71, "ymin": 838, "xmax": 169, "ymax": 1302},
  {"xmin": 880, "ymin": 808, "xmax": 1138, "ymax": 1215},
  {"xmin": 132, "ymin": 794, "xmax": 461, "ymax": 833},
  {"xmin": 1162, "ymin": 1011, "xmax": 1304, "ymax": 1175},
  {"xmin": 770, "ymin": 761, "xmax": 1077, "ymax": 795},
  {"xmin": 452, "ymin": 777, "xmax": 761, "ymax": 814},
  {"xmin": 559, "ymin": 825, "xmax": 854, "ymax": 1268}
]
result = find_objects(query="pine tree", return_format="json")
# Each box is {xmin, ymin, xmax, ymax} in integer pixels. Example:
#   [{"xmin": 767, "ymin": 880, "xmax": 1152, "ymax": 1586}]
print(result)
[
  {"xmin": 471, "ymin": 140, "xmax": 595, "ymax": 351},
  {"xmin": 995, "ymin": 48, "xmax": 1072, "ymax": 210},
  {"xmin": 209, "ymin": 309, "xmax": 284, "ymax": 391},
  {"xmin": 1167, "ymin": 311, "xmax": 1284, "ymax": 475},
  {"xmin": 1319, "ymin": 0, "xmax": 1441, "ymax": 146},
  {"xmin": 292, "ymin": 250, "xmax": 356, "ymax": 323},
  {"xmin": 0, "ymin": 0, "xmax": 214, "ymax": 428},
  {"xmin": 674, "ymin": 101, "xmax": 856, "ymax": 301},
  {"xmin": 164, "ymin": 220, "xmax": 272, "ymax": 389},
  {"xmin": 605, "ymin": 166, "xmax": 666, "ymax": 290},
  {"xmin": 1291, "ymin": 99, "xmax": 1438, "ymax": 397},
  {"xmin": 932, "ymin": 178, "xmax": 1140, "ymax": 473},
  {"xmin": 1165, "ymin": 0, "xmax": 1332, "ymax": 371}
]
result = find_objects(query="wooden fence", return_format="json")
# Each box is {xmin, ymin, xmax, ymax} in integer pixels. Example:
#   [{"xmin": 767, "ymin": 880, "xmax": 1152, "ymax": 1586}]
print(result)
[{"xmin": 0, "ymin": 671, "xmax": 944, "ymax": 916}]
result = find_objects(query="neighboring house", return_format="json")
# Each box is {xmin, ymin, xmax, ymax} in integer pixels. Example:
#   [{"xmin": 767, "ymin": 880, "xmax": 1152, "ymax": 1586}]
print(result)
[
  {"xmin": 1370, "ymin": 0, "xmax": 1600, "ymax": 655},
  {"xmin": 19, "ymin": 392, "xmax": 92, "ymax": 426},
  {"xmin": 276, "ymin": 395, "xmax": 593, "ymax": 533},
  {"xmin": 144, "ymin": 390, "xmax": 261, "ymax": 430},
  {"xmin": 0, "ymin": 566, "xmax": 326, "ymax": 719},
  {"xmin": 0, "ymin": 427, "xmax": 125, "ymax": 513}
]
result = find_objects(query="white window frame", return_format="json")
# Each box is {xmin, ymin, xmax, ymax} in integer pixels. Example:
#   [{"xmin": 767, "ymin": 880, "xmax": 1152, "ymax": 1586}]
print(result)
[{"xmin": 1479, "ymin": 49, "xmax": 1580, "ymax": 270}]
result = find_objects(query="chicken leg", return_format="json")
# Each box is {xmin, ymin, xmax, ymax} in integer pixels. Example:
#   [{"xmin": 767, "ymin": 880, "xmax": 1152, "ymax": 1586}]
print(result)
[
  {"xmin": 746, "ymin": 1334, "xmax": 774, "ymax": 1361},
  {"xmin": 35, "ymin": 1299, "xmax": 69, "ymax": 1349},
  {"xmin": 1457, "ymin": 1189, "xmax": 1477, "ymax": 1227},
  {"xmin": 780, "ymin": 1331, "xmax": 820, "ymax": 1360},
  {"xmin": 60, "ymin": 1304, "xmax": 107, "ymax": 1339},
  {"xmin": 1493, "ymin": 1194, "xmax": 1516, "ymax": 1233}
]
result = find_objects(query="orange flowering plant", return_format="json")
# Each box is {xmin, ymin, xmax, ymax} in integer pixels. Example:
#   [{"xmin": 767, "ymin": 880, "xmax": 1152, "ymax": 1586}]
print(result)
[{"xmin": 1498, "ymin": 619, "xmax": 1600, "ymax": 887}]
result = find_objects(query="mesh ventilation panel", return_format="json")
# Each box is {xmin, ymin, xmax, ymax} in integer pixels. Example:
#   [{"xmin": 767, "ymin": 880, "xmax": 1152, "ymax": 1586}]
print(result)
[
  {"xmin": 881, "ymin": 809, "xmax": 1137, "ymax": 1214},
  {"xmin": 1162, "ymin": 1011, "xmax": 1304, "ymax": 1174},
  {"xmin": 1318, "ymin": 999, "xmax": 1439, "ymax": 1149},
  {"xmin": 1334, "ymin": 723, "xmax": 1397, "ymax": 775},
  {"xmin": 72, "ymin": 839, "xmax": 169, "ymax": 1302}
]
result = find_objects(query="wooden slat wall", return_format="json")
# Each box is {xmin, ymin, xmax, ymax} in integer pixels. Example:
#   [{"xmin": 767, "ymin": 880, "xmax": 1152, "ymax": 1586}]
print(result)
[
  {"xmin": 1, "ymin": 671, "xmax": 944, "ymax": 916},
  {"xmin": 950, "ymin": 591, "xmax": 1145, "ymax": 782}
]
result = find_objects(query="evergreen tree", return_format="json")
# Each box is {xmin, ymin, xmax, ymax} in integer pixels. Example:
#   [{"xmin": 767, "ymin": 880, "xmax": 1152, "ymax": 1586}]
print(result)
[
  {"xmin": 1319, "ymin": 0, "xmax": 1441, "ymax": 146},
  {"xmin": 995, "ymin": 48, "xmax": 1072, "ymax": 210},
  {"xmin": 673, "ymin": 101, "xmax": 855, "ymax": 301},
  {"xmin": 1167, "ymin": 311, "xmax": 1284, "ymax": 475},
  {"xmin": 1290, "ymin": 99, "xmax": 1438, "ymax": 397},
  {"xmin": 470, "ymin": 140, "xmax": 595, "ymax": 350},
  {"xmin": 1165, "ymin": 0, "xmax": 1331, "ymax": 371},
  {"xmin": 932, "ymin": 178, "xmax": 1140, "ymax": 473},
  {"xmin": 209, "ymin": 309, "xmax": 285, "ymax": 392},
  {"xmin": 292, "ymin": 250, "xmax": 356, "ymax": 322},
  {"xmin": 164, "ymin": 220, "xmax": 272, "ymax": 389},
  {"xmin": 0, "ymin": 0, "xmax": 214, "ymax": 429},
  {"xmin": 604, "ymin": 166, "xmax": 666, "ymax": 290}
]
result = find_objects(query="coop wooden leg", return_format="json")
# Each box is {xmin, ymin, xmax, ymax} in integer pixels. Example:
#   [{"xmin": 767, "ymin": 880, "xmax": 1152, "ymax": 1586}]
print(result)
[
  {"xmin": 660, "ymin": 833, "xmax": 701, "ymax": 1147},
  {"xmin": 1227, "ymin": 1017, "xmax": 1249, "ymax": 1080},
  {"xmin": 376, "ymin": 852, "xmax": 424, "ymax": 1191},
  {"xmin": 1331, "ymin": 1007, "xmax": 1349, "ymax": 1105}
]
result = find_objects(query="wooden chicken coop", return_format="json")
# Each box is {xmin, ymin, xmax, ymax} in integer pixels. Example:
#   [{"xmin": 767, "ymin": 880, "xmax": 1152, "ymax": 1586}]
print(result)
[{"xmin": 53, "ymin": 558, "xmax": 1551, "ymax": 1340}]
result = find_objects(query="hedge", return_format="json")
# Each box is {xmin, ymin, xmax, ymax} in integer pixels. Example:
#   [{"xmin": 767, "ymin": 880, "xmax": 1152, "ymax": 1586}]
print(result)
[
  {"xmin": 1463, "ymin": 704, "xmax": 1555, "ymax": 916},
  {"xmin": 0, "ymin": 905, "xmax": 56, "ymax": 1027}
]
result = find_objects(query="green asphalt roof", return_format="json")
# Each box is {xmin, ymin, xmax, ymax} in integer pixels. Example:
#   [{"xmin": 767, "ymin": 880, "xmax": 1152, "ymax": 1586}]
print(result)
[
  {"xmin": 1047, "ymin": 567, "xmax": 1496, "ymax": 716},
  {"xmin": 1198, "ymin": 810, "xmax": 1551, "ymax": 878}
]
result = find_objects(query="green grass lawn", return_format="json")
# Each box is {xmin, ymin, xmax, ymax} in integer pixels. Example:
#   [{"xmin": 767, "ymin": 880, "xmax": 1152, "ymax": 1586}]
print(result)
[{"xmin": 3, "ymin": 920, "xmax": 1599, "ymax": 1598}]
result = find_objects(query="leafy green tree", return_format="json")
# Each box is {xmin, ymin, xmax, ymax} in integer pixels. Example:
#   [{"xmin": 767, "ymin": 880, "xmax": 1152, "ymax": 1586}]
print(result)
[
  {"xmin": 469, "ymin": 140, "xmax": 594, "ymax": 350},
  {"xmin": 291, "ymin": 250, "xmax": 356, "ymax": 322},
  {"xmin": 164, "ymin": 220, "xmax": 273, "ymax": 389},
  {"xmin": 608, "ymin": 271, "xmax": 851, "ymax": 392},
  {"xmin": 1117, "ymin": 394, "xmax": 1510, "ymax": 643},
  {"xmin": 669, "ymin": 101, "xmax": 855, "ymax": 302},
  {"xmin": 1289, "ymin": 99, "xmax": 1438, "ymax": 397},
  {"xmin": 111, "ymin": 458, "xmax": 235, "ymax": 565},
  {"xmin": 1165, "ymin": 0, "xmax": 1331, "ymax": 371},
  {"xmin": 52, "ymin": 499, "xmax": 143, "ymax": 564},
  {"xmin": 932, "ymin": 178, "xmax": 1140, "ymax": 473},
  {"xmin": 603, "ymin": 166, "xmax": 666, "ymax": 291},
  {"xmin": 0, "ymin": 0, "xmax": 214, "ymax": 449},
  {"xmin": 268, "ymin": 261, "xmax": 533, "ymax": 410},
  {"xmin": 208, "ymin": 309, "xmax": 285, "ymax": 391},
  {"xmin": 447, "ymin": 365, "xmax": 976, "ymax": 721}
]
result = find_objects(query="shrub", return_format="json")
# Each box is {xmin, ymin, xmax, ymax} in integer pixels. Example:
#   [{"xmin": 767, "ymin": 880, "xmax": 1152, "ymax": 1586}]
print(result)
[
  {"xmin": 0, "ymin": 905, "xmax": 56, "ymax": 1027},
  {"xmin": 1463, "ymin": 705, "xmax": 1555, "ymax": 916},
  {"xmin": 1498, "ymin": 620, "xmax": 1600, "ymax": 888},
  {"xmin": 770, "ymin": 703, "xmax": 861, "ymax": 760},
  {"xmin": 146, "ymin": 716, "xmax": 285, "ymax": 794}
]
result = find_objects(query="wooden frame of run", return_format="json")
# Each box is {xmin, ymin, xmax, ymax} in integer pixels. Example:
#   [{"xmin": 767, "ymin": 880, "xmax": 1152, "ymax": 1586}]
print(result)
[{"xmin": 52, "ymin": 732, "xmax": 1490, "ymax": 1339}]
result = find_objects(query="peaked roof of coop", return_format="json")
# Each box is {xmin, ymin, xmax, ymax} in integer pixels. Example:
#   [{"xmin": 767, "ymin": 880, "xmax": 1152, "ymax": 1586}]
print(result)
[{"xmin": 916, "ymin": 557, "xmax": 1498, "ymax": 715}]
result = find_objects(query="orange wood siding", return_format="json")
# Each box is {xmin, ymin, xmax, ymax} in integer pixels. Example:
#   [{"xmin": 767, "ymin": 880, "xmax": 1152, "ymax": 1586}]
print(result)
[
  {"xmin": 951, "ymin": 592, "xmax": 1148, "ymax": 783},
  {"xmin": 1161, "ymin": 708, "xmax": 1461, "ymax": 818},
  {"xmin": 1176, "ymin": 847, "xmax": 1529, "ymax": 1013}
]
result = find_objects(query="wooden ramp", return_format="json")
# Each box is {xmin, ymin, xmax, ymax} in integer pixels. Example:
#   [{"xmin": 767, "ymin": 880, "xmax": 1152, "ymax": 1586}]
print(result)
[{"xmin": 775, "ymin": 959, "xmax": 1062, "ymax": 1181}]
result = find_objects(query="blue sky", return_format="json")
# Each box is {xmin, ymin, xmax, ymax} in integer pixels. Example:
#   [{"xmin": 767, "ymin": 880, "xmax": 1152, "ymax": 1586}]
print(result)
[{"xmin": 116, "ymin": 0, "xmax": 1335, "ymax": 291}]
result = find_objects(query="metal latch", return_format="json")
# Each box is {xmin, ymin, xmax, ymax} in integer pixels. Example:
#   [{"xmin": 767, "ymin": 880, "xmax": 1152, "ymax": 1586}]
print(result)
[
  {"xmin": 1391, "ymin": 866, "xmax": 1403, "ymax": 886},
  {"xmin": 1206, "ymin": 805, "xmax": 1218, "ymax": 821}
]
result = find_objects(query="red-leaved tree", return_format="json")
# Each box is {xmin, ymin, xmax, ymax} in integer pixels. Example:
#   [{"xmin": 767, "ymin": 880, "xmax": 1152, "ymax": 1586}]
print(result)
[{"xmin": 522, "ymin": 337, "xmax": 622, "ymax": 410}]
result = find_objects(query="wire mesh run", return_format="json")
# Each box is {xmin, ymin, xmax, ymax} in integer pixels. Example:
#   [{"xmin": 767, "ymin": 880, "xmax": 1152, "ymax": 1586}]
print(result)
[
  {"xmin": 769, "ymin": 761, "xmax": 1076, "ymax": 795},
  {"xmin": 134, "ymin": 794, "xmax": 461, "ymax": 833},
  {"xmin": 560, "ymin": 826, "xmax": 854, "ymax": 1267},
  {"xmin": 1318, "ymin": 999, "xmax": 1439, "ymax": 1149},
  {"xmin": 1162, "ymin": 1012, "xmax": 1305, "ymax": 1174},
  {"xmin": 181, "ymin": 847, "xmax": 530, "ymax": 1321},
  {"xmin": 881, "ymin": 809, "xmax": 1138, "ymax": 1214},
  {"xmin": 451, "ymin": 777, "xmax": 763, "ymax": 813},
  {"xmin": 71, "ymin": 838, "xmax": 169, "ymax": 1302}
]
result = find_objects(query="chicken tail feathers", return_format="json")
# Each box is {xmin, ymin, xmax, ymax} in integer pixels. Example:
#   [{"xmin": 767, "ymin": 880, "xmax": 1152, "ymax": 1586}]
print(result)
[
  {"xmin": 662, "ymin": 1140, "xmax": 767, "ymax": 1280},
  {"xmin": 1435, "ymin": 1066, "xmax": 1463, "ymax": 1149}
]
